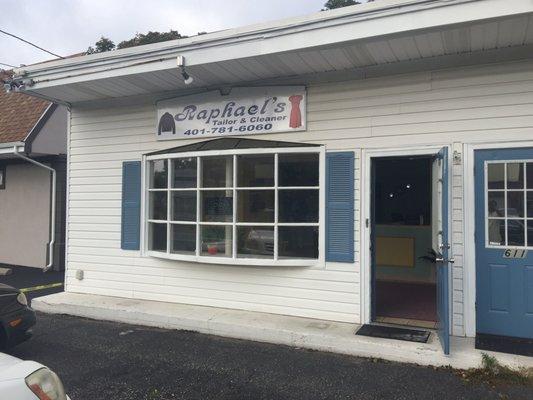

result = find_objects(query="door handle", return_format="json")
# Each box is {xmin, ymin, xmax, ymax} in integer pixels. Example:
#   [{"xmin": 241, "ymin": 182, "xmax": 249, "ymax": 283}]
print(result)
[{"xmin": 436, "ymin": 257, "xmax": 455, "ymax": 264}]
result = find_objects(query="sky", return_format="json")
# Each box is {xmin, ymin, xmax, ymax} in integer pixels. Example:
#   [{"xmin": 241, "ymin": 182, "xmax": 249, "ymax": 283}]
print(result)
[{"xmin": 0, "ymin": 0, "xmax": 337, "ymax": 69}]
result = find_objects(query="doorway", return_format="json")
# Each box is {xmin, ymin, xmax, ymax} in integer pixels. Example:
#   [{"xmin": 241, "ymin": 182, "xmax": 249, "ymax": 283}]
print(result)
[{"xmin": 371, "ymin": 156, "xmax": 437, "ymax": 329}]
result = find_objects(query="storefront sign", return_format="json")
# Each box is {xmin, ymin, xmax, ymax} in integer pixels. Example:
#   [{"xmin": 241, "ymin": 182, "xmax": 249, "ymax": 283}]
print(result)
[{"xmin": 156, "ymin": 86, "xmax": 306, "ymax": 140}]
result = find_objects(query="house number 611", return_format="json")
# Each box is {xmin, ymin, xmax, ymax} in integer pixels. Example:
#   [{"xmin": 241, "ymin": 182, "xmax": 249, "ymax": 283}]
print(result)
[{"xmin": 503, "ymin": 249, "xmax": 527, "ymax": 259}]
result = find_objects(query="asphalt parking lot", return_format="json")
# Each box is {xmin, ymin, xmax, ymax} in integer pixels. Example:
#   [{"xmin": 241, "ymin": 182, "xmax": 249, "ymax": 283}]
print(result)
[
  {"xmin": 0, "ymin": 265, "xmax": 64, "ymax": 303},
  {"xmin": 6, "ymin": 312, "xmax": 533, "ymax": 400}
]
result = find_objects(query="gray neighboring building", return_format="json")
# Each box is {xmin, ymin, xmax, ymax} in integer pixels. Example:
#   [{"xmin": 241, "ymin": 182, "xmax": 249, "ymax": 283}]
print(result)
[{"xmin": 0, "ymin": 71, "xmax": 67, "ymax": 271}]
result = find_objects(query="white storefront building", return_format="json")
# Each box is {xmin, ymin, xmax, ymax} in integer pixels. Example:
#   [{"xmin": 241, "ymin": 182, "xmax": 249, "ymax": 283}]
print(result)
[{"xmin": 13, "ymin": 0, "xmax": 533, "ymax": 365}]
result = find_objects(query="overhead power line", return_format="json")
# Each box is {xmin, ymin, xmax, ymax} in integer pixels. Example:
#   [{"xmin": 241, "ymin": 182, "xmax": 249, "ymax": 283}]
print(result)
[
  {"xmin": 0, "ymin": 61, "xmax": 16, "ymax": 68},
  {"xmin": 0, "ymin": 28, "xmax": 64, "ymax": 59}
]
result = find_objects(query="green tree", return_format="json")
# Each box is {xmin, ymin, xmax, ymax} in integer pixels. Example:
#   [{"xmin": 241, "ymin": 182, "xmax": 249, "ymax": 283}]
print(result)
[
  {"xmin": 117, "ymin": 30, "xmax": 185, "ymax": 49},
  {"xmin": 86, "ymin": 36, "xmax": 115, "ymax": 54},
  {"xmin": 323, "ymin": 0, "xmax": 360, "ymax": 9}
]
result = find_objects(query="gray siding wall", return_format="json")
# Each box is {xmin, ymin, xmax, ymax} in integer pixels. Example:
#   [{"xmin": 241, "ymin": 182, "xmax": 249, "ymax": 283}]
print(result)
[
  {"xmin": 0, "ymin": 163, "xmax": 51, "ymax": 268},
  {"xmin": 31, "ymin": 105, "xmax": 68, "ymax": 155}
]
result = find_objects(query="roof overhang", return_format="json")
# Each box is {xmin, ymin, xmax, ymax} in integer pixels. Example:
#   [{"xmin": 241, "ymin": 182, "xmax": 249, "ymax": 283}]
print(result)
[{"xmin": 13, "ymin": 0, "xmax": 533, "ymax": 104}]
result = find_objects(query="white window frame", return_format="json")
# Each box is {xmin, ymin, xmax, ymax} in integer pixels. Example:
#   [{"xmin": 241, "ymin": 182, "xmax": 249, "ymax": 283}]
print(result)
[
  {"xmin": 484, "ymin": 159, "xmax": 533, "ymax": 250},
  {"xmin": 142, "ymin": 146, "xmax": 326, "ymax": 267}
]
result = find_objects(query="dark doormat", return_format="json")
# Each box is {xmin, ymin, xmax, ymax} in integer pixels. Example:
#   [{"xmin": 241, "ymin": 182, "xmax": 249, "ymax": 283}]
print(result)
[
  {"xmin": 476, "ymin": 333, "xmax": 533, "ymax": 357},
  {"xmin": 356, "ymin": 324, "xmax": 431, "ymax": 343}
]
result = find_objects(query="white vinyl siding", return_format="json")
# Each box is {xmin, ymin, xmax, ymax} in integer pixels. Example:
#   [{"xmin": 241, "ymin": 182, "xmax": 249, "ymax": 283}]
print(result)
[{"xmin": 67, "ymin": 59, "xmax": 533, "ymax": 334}]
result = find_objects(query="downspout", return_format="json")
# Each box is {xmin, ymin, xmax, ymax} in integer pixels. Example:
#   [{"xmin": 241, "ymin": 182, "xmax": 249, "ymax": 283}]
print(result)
[{"xmin": 13, "ymin": 146, "xmax": 56, "ymax": 272}]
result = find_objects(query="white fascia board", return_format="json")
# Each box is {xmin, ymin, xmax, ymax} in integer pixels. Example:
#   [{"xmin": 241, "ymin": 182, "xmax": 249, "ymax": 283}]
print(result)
[{"xmin": 16, "ymin": 0, "xmax": 533, "ymax": 91}]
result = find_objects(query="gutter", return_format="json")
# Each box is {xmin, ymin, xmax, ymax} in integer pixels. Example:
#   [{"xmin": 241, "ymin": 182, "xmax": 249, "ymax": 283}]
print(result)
[{"xmin": 12, "ymin": 146, "xmax": 56, "ymax": 272}]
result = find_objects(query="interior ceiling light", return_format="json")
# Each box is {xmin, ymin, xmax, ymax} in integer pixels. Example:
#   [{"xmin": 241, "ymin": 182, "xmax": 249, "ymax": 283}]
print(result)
[{"xmin": 177, "ymin": 55, "xmax": 194, "ymax": 85}]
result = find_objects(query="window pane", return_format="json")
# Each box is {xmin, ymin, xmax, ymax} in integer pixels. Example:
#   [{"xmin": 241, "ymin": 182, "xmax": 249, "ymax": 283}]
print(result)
[
  {"xmin": 148, "ymin": 223, "xmax": 167, "ymax": 252},
  {"xmin": 201, "ymin": 225, "xmax": 232, "ymax": 257},
  {"xmin": 149, "ymin": 160, "xmax": 168, "ymax": 189},
  {"xmin": 507, "ymin": 219, "xmax": 525, "ymax": 246},
  {"xmin": 488, "ymin": 219, "xmax": 504, "ymax": 246},
  {"xmin": 279, "ymin": 153, "xmax": 319, "ymax": 187},
  {"xmin": 507, "ymin": 191, "xmax": 524, "ymax": 218},
  {"xmin": 237, "ymin": 226, "xmax": 274, "ymax": 259},
  {"xmin": 488, "ymin": 191, "xmax": 504, "ymax": 218},
  {"xmin": 202, "ymin": 156, "xmax": 233, "ymax": 188},
  {"xmin": 527, "ymin": 163, "xmax": 533, "ymax": 189},
  {"xmin": 528, "ymin": 220, "xmax": 533, "ymax": 247},
  {"xmin": 237, "ymin": 155, "xmax": 274, "ymax": 187},
  {"xmin": 528, "ymin": 192, "xmax": 533, "ymax": 218},
  {"xmin": 172, "ymin": 158, "xmax": 197, "ymax": 188},
  {"xmin": 487, "ymin": 163, "xmax": 505, "ymax": 189},
  {"xmin": 201, "ymin": 191, "xmax": 233, "ymax": 222},
  {"xmin": 506, "ymin": 163, "xmax": 524, "ymax": 189},
  {"xmin": 237, "ymin": 190, "xmax": 274, "ymax": 223},
  {"xmin": 279, "ymin": 189, "xmax": 319, "ymax": 222},
  {"xmin": 279, "ymin": 226, "xmax": 318, "ymax": 259},
  {"xmin": 149, "ymin": 192, "xmax": 167, "ymax": 220},
  {"xmin": 171, "ymin": 192, "xmax": 196, "ymax": 221},
  {"xmin": 171, "ymin": 224, "xmax": 196, "ymax": 255}
]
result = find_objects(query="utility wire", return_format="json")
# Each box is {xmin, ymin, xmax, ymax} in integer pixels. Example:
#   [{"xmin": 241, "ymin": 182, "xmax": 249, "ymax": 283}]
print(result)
[
  {"xmin": 0, "ymin": 61, "xmax": 16, "ymax": 68},
  {"xmin": 0, "ymin": 28, "xmax": 64, "ymax": 59}
]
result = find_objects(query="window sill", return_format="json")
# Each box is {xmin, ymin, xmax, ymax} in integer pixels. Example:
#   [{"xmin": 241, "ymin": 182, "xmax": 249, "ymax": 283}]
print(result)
[{"xmin": 146, "ymin": 251, "xmax": 322, "ymax": 267}]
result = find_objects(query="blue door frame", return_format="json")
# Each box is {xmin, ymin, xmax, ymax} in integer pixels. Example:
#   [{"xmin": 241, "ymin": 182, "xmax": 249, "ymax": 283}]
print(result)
[{"xmin": 474, "ymin": 148, "xmax": 533, "ymax": 340}]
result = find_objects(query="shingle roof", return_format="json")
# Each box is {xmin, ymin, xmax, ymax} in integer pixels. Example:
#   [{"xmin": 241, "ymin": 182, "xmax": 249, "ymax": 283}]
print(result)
[{"xmin": 0, "ymin": 70, "xmax": 51, "ymax": 144}]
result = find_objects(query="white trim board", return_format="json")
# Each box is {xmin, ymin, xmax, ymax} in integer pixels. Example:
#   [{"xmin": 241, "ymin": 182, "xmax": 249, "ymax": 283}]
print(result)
[{"xmin": 360, "ymin": 144, "xmax": 452, "ymax": 329}]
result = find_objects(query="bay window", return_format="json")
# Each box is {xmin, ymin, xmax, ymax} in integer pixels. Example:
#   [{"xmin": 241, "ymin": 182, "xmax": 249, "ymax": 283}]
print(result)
[{"xmin": 145, "ymin": 148, "xmax": 323, "ymax": 265}]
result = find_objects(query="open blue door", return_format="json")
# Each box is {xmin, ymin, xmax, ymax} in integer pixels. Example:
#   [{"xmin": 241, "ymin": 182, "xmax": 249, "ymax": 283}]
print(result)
[{"xmin": 432, "ymin": 147, "xmax": 451, "ymax": 354}]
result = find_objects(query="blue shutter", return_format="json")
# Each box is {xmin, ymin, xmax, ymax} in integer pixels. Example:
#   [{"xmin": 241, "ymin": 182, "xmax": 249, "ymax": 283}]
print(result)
[
  {"xmin": 326, "ymin": 152, "xmax": 354, "ymax": 262},
  {"xmin": 121, "ymin": 161, "xmax": 142, "ymax": 250}
]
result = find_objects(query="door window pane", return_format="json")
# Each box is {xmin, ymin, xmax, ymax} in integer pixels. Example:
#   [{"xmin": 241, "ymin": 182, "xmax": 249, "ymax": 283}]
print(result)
[
  {"xmin": 279, "ymin": 189, "xmax": 319, "ymax": 222},
  {"xmin": 201, "ymin": 225, "xmax": 232, "ymax": 257},
  {"xmin": 488, "ymin": 191, "xmax": 504, "ymax": 217},
  {"xmin": 201, "ymin": 191, "xmax": 233, "ymax": 222},
  {"xmin": 171, "ymin": 225, "xmax": 196, "ymax": 255},
  {"xmin": 202, "ymin": 156, "xmax": 233, "ymax": 188},
  {"xmin": 237, "ymin": 190, "xmax": 274, "ymax": 223},
  {"xmin": 527, "ymin": 163, "xmax": 533, "ymax": 189},
  {"xmin": 237, "ymin": 155, "xmax": 274, "ymax": 187},
  {"xmin": 279, "ymin": 153, "xmax": 319, "ymax": 187},
  {"xmin": 487, "ymin": 163, "xmax": 505, "ymax": 189},
  {"xmin": 507, "ymin": 191, "xmax": 524, "ymax": 218},
  {"xmin": 527, "ymin": 192, "xmax": 533, "ymax": 218},
  {"xmin": 148, "ymin": 223, "xmax": 167, "ymax": 252},
  {"xmin": 278, "ymin": 226, "xmax": 319, "ymax": 259},
  {"xmin": 237, "ymin": 226, "xmax": 274, "ymax": 259},
  {"xmin": 506, "ymin": 163, "xmax": 524, "ymax": 189},
  {"xmin": 149, "ymin": 192, "xmax": 167, "ymax": 220},
  {"xmin": 528, "ymin": 221, "xmax": 533, "ymax": 247},
  {"xmin": 171, "ymin": 192, "xmax": 196, "ymax": 221},
  {"xmin": 507, "ymin": 219, "xmax": 525, "ymax": 246},
  {"xmin": 149, "ymin": 160, "xmax": 168, "ymax": 189},
  {"xmin": 488, "ymin": 219, "xmax": 504, "ymax": 246},
  {"xmin": 172, "ymin": 158, "xmax": 197, "ymax": 188}
]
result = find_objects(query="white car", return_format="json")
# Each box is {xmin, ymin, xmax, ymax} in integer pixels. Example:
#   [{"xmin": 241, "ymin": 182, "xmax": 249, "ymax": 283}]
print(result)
[{"xmin": 0, "ymin": 352, "xmax": 70, "ymax": 400}]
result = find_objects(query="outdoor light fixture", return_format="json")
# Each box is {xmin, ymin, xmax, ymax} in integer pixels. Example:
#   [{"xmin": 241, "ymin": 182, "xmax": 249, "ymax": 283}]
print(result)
[
  {"xmin": 2, "ymin": 78, "xmax": 32, "ymax": 93},
  {"xmin": 177, "ymin": 55, "xmax": 194, "ymax": 85}
]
